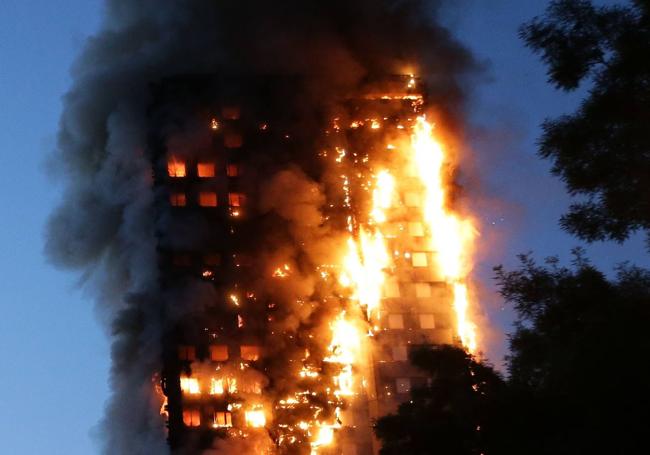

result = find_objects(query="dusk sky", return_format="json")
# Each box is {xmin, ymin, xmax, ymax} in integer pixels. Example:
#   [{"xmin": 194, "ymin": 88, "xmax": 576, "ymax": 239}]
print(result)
[{"xmin": 1, "ymin": 1, "xmax": 647, "ymax": 453}]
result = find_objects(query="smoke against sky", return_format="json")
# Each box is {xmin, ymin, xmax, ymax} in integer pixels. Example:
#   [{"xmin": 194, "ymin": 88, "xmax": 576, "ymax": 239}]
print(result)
[{"xmin": 44, "ymin": 1, "xmax": 481, "ymax": 453}]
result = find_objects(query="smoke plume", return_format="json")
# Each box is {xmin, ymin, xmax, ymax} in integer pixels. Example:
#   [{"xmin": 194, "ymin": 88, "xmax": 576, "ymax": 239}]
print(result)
[{"xmin": 46, "ymin": 1, "xmax": 478, "ymax": 453}]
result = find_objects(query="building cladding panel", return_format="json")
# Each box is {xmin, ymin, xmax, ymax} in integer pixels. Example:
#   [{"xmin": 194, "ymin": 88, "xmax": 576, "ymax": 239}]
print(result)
[{"xmin": 151, "ymin": 75, "xmax": 456, "ymax": 454}]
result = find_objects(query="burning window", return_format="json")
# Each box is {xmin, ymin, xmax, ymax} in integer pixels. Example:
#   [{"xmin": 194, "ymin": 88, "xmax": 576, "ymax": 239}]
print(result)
[
  {"xmin": 244, "ymin": 408, "xmax": 266, "ymax": 428},
  {"xmin": 183, "ymin": 409, "xmax": 201, "ymax": 427},
  {"xmin": 222, "ymin": 106, "xmax": 240, "ymax": 120},
  {"xmin": 226, "ymin": 163, "xmax": 241, "ymax": 177},
  {"xmin": 213, "ymin": 411, "xmax": 233, "ymax": 428},
  {"xmin": 210, "ymin": 345, "xmax": 228, "ymax": 361},
  {"xmin": 210, "ymin": 378, "xmax": 224, "ymax": 395},
  {"xmin": 396, "ymin": 378, "xmax": 411, "ymax": 394},
  {"xmin": 240, "ymin": 381, "xmax": 262, "ymax": 395},
  {"xmin": 167, "ymin": 158, "xmax": 186, "ymax": 177},
  {"xmin": 392, "ymin": 345, "xmax": 408, "ymax": 361},
  {"xmin": 419, "ymin": 314, "xmax": 436, "ymax": 329},
  {"xmin": 384, "ymin": 279, "xmax": 400, "ymax": 298},
  {"xmin": 228, "ymin": 193, "xmax": 245, "ymax": 207},
  {"xmin": 415, "ymin": 283, "xmax": 432, "ymax": 298},
  {"xmin": 388, "ymin": 314, "xmax": 404, "ymax": 329},
  {"xmin": 178, "ymin": 346, "xmax": 196, "ymax": 361},
  {"xmin": 170, "ymin": 192, "xmax": 187, "ymax": 207},
  {"xmin": 240, "ymin": 345, "xmax": 261, "ymax": 361},
  {"xmin": 180, "ymin": 376, "xmax": 201, "ymax": 395},
  {"xmin": 197, "ymin": 162, "xmax": 215, "ymax": 178},
  {"xmin": 210, "ymin": 378, "xmax": 237, "ymax": 395},
  {"xmin": 224, "ymin": 133, "xmax": 243, "ymax": 148},
  {"xmin": 199, "ymin": 192, "xmax": 218, "ymax": 207},
  {"xmin": 412, "ymin": 252, "xmax": 428, "ymax": 267},
  {"xmin": 408, "ymin": 222, "xmax": 424, "ymax": 237},
  {"xmin": 202, "ymin": 269, "xmax": 215, "ymax": 280}
]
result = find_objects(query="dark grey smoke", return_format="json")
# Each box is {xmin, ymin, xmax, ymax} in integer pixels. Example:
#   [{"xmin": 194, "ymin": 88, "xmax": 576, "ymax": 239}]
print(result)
[{"xmin": 46, "ymin": 1, "xmax": 478, "ymax": 453}]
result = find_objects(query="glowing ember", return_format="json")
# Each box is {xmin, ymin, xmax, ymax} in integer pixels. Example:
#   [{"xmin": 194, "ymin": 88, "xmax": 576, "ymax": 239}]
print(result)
[
  {"xmin": 273, "ymin": 264, "xmax": 291, "ymax": 278},
  {"xmin": 335, "ymin": 147, "xmax": 346, "ymax": 163},
  {"xmin": 299, "ymin": 366, "xmax": 320, "ymax": 379},
  {"xmin": 202, "ymin": 270, "xmax": 213, "ymax": 278},
  {"xmin": 407, "ymin": 75, "xmax": 417, "ymax": 89}
]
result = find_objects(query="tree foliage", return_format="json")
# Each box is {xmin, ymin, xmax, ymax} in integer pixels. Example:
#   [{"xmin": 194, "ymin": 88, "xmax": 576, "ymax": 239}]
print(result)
[
  {"xmin": 520, "ymin": 1, "xmax": 650, "ymax": 246},
  {"xmin": 495, "ymin": 251, "xmax": 650, "ymax": 454},
  {"xmin": 374, "ymin": 345, "xmax": 508, "ymax": 455}
]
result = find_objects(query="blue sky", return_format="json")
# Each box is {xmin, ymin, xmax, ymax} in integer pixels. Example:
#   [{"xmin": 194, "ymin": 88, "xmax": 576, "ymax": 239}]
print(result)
[
  {"xmin": 0, "ymin": 1, "xmax": 106, "ymax": 453},
  {"xmin": 0, "ymin": 1, "xmax": 646, "ymax": 453}
]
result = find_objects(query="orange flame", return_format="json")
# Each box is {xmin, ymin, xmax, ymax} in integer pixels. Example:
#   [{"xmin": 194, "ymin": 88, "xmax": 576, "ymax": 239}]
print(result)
[
  {"xmin": 410, "ymin": 116, "xmax": 478, "ymax": 352},
  {"xmin": 325, "ymin": 314, "xmax": 361, "ymax": 397},
  {"xmin": 245, "ymin": 407, "xmax": 267, "ymax": 428},
  {"xmin": 338, "ymin": 116, "xmax": 478, "ymax": 352},
  {"xmin": 180, "ymin": 376, "xmax": 200, "ymax": 395},
  {"xmin": 339, "ymin": 170, "xmax": 395, "ymax": 320},
  {"xmin": 273, "ymin": 264, "xmax": 291, "ymax": 278}
]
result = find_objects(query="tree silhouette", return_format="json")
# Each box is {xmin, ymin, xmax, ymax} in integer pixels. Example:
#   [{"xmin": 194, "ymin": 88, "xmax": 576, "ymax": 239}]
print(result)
[
  {"xmin": 376, "ymin": 253, "xmax": 650, "ymax": 454},
  {"xmin": 520, "ymin": 1, "xmax": 650, "ymax": 247},
  {"xmin": 374, "ymin": 345, "xmax": 508, "ymax": 455},
  {"xmin": 495, "ymin": 251, "xmax": 650, "ymax": 454}
]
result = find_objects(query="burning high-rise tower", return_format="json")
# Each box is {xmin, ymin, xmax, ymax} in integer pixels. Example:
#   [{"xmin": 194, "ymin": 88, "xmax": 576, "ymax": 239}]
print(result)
[
  {"xmin": 150, "ymin": 73, "xmax": 476, "ymax": 455},
  {"xmin": 46, "ymin": 2, "xmax": 480, "ymax": 454}
]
